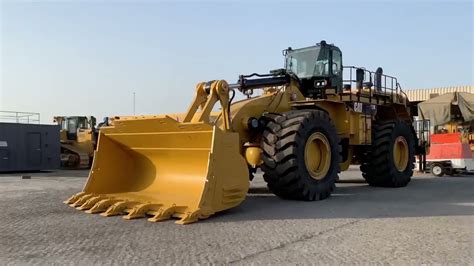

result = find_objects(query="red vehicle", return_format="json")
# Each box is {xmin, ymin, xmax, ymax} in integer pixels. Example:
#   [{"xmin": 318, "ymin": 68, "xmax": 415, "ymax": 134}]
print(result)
[{"xmin": 426, "ymin": 133, "xmax": 474, "ymax": 176}]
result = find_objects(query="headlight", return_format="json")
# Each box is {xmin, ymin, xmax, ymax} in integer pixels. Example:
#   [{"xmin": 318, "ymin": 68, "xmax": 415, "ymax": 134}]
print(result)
[{"xmin": 314, "ymin": 80, "xmax": 327, "ymax": 87}]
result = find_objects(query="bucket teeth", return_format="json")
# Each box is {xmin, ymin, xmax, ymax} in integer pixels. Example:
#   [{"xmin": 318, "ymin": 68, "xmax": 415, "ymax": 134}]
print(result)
[
  {"xmin": 63, "ymin": 192, "xmax": 86, "ymax": 204},
  {"xmin": 148, "ymin": 206, "xmax": 180, "ymax": 222},
  {"xmin": 66, "ymin": 193, "xmax": 212, "ymax": 224},
  {"xmin": 85, "ymin": 198, "xmax": 120, "ymax": 214},
  {"xmin": 69, "ymin": 194, "xmax": 95, "ymax": 208},
  {"xmin": 176, "ymin": 210, "xmax": 201, "ymax": 225},
  {"xmin": 123, "ymin": 204, "xmax": 161, "ymax": 220},
  {"xmin": 101, "ymin": 201, "xmax": 138, "ymax": 217},
  {"xmin": 76, "ymin": 195, "xmax": 106, "ymax": 210}
]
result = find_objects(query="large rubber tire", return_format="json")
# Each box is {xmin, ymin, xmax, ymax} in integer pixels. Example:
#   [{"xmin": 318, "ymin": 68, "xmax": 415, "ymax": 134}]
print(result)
[
  {"xmin": 261, "ymin": 110, "xmax": 341, "ymax": 201},
  {"xmin": 360, "ymin": 120, "xmax": 415, "ymax": 187}
]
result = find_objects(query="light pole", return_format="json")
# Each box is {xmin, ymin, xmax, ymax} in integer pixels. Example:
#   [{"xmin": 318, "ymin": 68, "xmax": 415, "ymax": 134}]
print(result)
[{"xmin": 133, "ymin": 92, "xmax": 136, "ymax": 115}]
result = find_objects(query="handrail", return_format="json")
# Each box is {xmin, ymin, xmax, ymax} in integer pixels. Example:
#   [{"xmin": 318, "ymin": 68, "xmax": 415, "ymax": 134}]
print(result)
[
  {"xmin": 0, "ymin": 111, "xmax": 41, "ymax": 124},
  {"xmin": 342, "ymin": 66, "xmax": 406, "ymax": 103}
]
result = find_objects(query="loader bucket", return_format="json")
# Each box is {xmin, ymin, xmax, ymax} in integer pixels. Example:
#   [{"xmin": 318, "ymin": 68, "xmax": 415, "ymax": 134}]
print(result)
[{"xmin": 65, "ymin": 116, "xmax": 249, "ymax": 224}]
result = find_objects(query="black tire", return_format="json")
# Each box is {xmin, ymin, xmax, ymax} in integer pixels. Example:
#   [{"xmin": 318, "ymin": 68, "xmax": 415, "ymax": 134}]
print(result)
[
  {"xmin": 430, "ymin": 163, "xmax": 444, "ymax": 177},
  {"xmin": 360, "ymin": 120, "xmax": 415, "ymax": 187},
  {"xmin": 261, "ymin": 110, "xmax": 341, "ymax": 200}
]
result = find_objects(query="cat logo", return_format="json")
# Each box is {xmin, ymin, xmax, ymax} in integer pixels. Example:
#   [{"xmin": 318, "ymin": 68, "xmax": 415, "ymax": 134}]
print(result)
[{"xmin": 354, "ymin": 102, "xmax": 363, "ymax": 113}]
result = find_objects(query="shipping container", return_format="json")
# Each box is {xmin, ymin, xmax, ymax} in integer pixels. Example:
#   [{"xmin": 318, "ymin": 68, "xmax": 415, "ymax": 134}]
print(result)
[{"xmin": 0, "ymin": 123, "xmax": 60, "ymax": 172}]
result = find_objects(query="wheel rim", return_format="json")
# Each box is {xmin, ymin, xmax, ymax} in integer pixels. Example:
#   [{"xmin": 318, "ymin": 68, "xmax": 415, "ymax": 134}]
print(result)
[
  {"xmin": 304, "ymin": 132, "xmax": 331, "ymax": 180},
  {"xmin": 432, "ymin": 165, "xmax": 442, "ymax": 175},
  {"xmin": 393, "ymin": 136, "xmax": 409, "ymax": 172}
]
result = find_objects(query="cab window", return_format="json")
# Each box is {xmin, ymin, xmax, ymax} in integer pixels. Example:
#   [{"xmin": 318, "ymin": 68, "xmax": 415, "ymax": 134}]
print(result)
[
  {"xmin": 314, "ymin": 48, "xmax": 329, "ymax": 76},
  {"xmin": 332, "ymin": 50, "xmax": 342, "ymax": 75},
  {"xmin": 67, "ymin": 119, "xmax": 77, "ymax": 134}
]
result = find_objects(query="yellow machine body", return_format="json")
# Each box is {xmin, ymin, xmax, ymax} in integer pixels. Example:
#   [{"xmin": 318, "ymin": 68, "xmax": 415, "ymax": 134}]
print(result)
[
  {"xmin": 65, "ymin": 42, "xmax": 417, "ymax": 224},
  {"xmin": 65, "ymin": 79, "xmax": 384, "ymax": 223}
]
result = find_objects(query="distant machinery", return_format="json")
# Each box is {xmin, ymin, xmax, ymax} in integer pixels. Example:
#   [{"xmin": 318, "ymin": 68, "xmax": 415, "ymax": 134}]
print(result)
[{"xmin": 54, "ymin": 116, "xmax": 98, "ymax": 169}]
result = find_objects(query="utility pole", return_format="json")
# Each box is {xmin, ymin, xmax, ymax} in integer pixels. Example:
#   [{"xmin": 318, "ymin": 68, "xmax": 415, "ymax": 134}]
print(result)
[{"xmin": 133, "ymin": 92, "xmax": 136, "ymax": 115}]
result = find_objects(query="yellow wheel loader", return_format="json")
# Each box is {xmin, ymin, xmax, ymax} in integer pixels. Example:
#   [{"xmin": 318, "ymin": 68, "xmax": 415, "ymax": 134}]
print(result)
[
  {"xmin": 54, "ymin": 116, "xmax": 97, "ymax": 169},
  {"xmin": 65, "ymin": 41, "xmax": 425, "ymax": 224}
]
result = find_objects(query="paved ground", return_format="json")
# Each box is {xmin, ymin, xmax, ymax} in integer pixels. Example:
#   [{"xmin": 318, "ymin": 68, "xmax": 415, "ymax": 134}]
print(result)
[{"xmin": 0, "ymin": 168, "xmax": 473, "ymax": 264}]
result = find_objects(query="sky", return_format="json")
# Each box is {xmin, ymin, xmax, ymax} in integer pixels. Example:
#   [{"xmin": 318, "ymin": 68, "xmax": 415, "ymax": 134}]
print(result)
[{"xmin": 1, "ymin": 0, "xmax": 473, "ymax": 124}]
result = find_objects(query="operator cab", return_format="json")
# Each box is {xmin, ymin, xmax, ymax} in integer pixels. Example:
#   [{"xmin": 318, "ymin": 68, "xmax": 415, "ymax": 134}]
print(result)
[
  {"xmin": 59, "ymin": 116, "xmax": 95, "ymax": 140},
  {"xmin": 285, "ymin": 40, "xmax": 342, "ymax": 98}
]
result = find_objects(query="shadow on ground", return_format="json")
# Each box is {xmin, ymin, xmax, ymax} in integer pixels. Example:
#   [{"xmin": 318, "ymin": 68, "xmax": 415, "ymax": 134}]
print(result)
[{"xmin": 206, "ymin": 176, "xmax": 474, "ymax": 223}]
